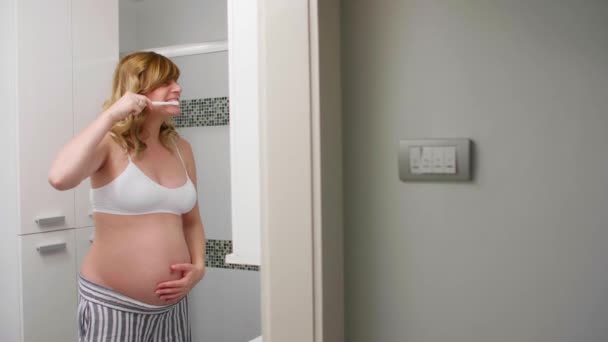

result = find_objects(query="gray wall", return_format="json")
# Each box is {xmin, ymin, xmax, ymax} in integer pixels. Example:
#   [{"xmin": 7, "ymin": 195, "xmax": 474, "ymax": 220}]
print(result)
[
  {"xmin": 342, "ymin": 1, "xmax": 608, "ymax": 341},
  {"xmin": 317, "ymin": 0, "xmax": 344, "ymax": 340}
]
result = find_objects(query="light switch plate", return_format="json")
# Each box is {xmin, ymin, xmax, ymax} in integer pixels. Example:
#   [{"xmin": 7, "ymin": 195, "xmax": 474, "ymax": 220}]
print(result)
[{"xmin": 399, "ymin": 138, "xmax": 472, "ymax": 182}]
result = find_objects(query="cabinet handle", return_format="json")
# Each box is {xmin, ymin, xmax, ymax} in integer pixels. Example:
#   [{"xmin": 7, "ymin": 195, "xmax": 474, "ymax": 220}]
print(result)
[
  {"xmin": 36, "ymin": 241, "xmax": 67, "ymax": 254},
  {"xmin": 89, "ymin": 234, "xmax": 95, "ymax": 244},
  {"xmin": 34, "ymin": 215, "xmax": 65, "ymax": 226}
]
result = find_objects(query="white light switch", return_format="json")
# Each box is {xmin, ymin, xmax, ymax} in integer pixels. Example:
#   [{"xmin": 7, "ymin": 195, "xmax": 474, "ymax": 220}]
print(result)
[
  {"xmin": 399, "ymin": 139, "xmax": 471, "ymax": 182},
  {"xmin": 432, "ymin": 147, "xmax": 444, "ymax": 173},
  {"xmin": 420, "ymin": 146, "xmax": 434, "ymax": 174},
  {"xmin": 443, "ymin": 146, "xmax": 456, "ymax": 174},
  {"xmin": 410, "ymin": 146, "xmax": 457, "ymax": 175},
  {"xmin": 409, "ymin": 147, "xmax": 422, "ymax": 174}
]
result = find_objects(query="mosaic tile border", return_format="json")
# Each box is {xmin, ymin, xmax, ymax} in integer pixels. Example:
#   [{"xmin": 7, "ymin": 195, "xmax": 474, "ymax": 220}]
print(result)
[
  {"xmin": 174, "ymin": 97, "xmax": 230, "ymax": 127},
  {"xmin": 206, "ymin": 239, "xmax": 260, "ymax": 271}
]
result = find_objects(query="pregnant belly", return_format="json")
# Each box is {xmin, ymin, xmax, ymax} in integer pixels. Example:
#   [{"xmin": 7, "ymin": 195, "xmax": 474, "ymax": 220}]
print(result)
[{"xmin": 81, "ymin": 221, "xmax": 191, "ymax": 306}]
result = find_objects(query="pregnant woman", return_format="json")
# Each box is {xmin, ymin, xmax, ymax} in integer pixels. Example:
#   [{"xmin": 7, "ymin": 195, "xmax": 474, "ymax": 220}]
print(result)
[{"xmin": 48, "ymin": 51, "xmax": 206, "ymax": 342}]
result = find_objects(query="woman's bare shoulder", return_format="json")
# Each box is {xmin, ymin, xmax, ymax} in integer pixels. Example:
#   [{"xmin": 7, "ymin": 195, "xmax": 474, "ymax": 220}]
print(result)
[
  {"xmin": 90, "ymin": 134, "xmax": 130, "ymax": 188},
  {"xmin": 175, "ymin": 136, "xmax": 193, "ymax": 157},
  {"xmin": 92, "ymin": 134, "xmax": 127, "ymax": 178},
  {"xmin": 99, "ymin": 133, "xmax": 125, "ymax": 160},
  {"xmin": 174, "ymin": 136, "xmax": 197, "ymax": 180}
]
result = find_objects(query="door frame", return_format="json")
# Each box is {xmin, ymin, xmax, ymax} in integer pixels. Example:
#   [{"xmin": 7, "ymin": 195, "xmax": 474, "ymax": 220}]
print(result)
[{"xmin": 258, "ymin": 0, "xmax": 343, "ymax": 341}]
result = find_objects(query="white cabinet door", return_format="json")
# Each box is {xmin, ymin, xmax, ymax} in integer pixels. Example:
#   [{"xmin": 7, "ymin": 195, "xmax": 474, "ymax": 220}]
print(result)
[
  {"xmin": 73, "ymin": 0, "xmax": 119, "ymax": 228},
  {"xmin": 18, "ymin": 0, "xmax": 74, "ymax": 234},
  {"xmin": 20, "ymin": 229, "xmax": 78, "ymax": 342},
  {"xmin": 75, "ymin": 226, "xmax": 96, "ymax": 273}
]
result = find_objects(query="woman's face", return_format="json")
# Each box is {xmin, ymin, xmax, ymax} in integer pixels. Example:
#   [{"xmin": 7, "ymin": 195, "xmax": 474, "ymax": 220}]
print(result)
[{"xmin": 145, "ymin": 80, "xmax": 182, "ymax": 117}]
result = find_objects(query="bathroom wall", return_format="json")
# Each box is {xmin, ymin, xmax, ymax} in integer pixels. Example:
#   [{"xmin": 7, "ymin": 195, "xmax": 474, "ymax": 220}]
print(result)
[
  {"xmin": 119, "ymin": 0, "xmax": 226, "ymax": 53},
  {"xmin": 342, "ymin": 1, "xmax": 608, "ymax": 341},
  {"xmin": 119, "ymin": 1, "xmax": 260, "ymax": 341}
]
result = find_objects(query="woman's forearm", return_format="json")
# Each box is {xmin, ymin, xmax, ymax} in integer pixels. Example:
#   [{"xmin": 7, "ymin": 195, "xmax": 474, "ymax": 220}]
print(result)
[
  {"xmin": 184, "ymin": 223, "xmax": 206, "ymax": 268},
  {"xmin": 48, "ymin": 111, "xmax": 115, "ymax": 190}
]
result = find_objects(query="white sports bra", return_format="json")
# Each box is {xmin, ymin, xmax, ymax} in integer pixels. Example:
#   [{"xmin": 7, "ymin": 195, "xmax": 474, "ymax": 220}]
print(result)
[{"xmin": 90, "ymin": 141, "xmax": 197, "ymax": 216}]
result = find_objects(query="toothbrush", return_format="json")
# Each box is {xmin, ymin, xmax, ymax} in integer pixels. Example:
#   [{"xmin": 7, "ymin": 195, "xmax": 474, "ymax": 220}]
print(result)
[{"xmin": 151, "ymin": 100, "xmax": 180, "ymax": 106}]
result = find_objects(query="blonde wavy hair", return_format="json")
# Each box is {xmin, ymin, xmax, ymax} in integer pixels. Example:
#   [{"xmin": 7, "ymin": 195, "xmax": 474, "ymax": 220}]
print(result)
[{"xmin": 103, "ymin": 51, "xmax": 181, "ymax": 158}]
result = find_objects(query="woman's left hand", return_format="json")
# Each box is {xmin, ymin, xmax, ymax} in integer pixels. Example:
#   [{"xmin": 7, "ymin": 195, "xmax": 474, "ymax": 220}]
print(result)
[{"xmin": 155, "ymin": 263, "xmax": 206, "ymax": 303}]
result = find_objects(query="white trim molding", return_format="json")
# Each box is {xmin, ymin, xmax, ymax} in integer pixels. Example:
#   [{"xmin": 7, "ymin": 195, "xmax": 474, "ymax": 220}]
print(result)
[
  {"xmin": 226, "ymin": 0, "xmax": 261, "ymax": 267},
  {"xmin": 139, "ymin": 41, "xmax": 228, "ymax": 58},
  {"xmin": 258, "ymin": 0, "xmax": 315, "ymax": 341},
  {"xmin": 258, "ymin": 0, "xmax": 344, "ymax": 341}
]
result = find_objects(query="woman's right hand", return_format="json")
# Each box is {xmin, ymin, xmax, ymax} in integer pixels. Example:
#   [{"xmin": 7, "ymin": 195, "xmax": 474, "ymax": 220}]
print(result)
[{"xmin": 105, "ymin": 92, "xmax": 152, "ymax": 122}]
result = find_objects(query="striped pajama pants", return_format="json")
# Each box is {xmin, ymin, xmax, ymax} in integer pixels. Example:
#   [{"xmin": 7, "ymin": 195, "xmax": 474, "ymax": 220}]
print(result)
[{"xmin": 78, "ymin": 275, "xmax": 191, "ymax": 342}]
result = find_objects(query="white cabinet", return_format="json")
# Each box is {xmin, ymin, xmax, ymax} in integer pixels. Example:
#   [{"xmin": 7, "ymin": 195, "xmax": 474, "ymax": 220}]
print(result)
[
  {"xmin": 17, "ymin": 0, "xmax": 74, "ymax": 235},
  {"xmin": 0, "ymin": 0, "xmax": 118, "ymax": 341},
  {"xmin": 17, "ymin": 0, "xmax": 118, "ymax": 233},
  {"xmin": 20, "ymin": 230, "xmax": 78, "ymax": 342},
  {"xmin": 73, "ymin": 0, "xmax": 118, "ymax": 228}
]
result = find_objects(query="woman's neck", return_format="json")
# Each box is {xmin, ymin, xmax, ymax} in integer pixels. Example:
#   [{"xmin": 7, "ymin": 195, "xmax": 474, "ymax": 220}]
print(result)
[{"xmin": 140, "ymin": 115, "xmax": 166, "ymax": 145}]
